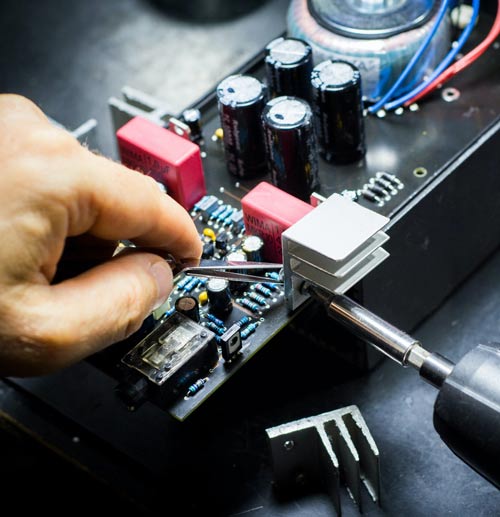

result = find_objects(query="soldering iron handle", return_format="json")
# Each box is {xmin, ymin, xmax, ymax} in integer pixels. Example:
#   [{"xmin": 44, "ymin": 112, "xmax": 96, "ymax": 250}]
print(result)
[{"xmin": 433, "ymin": 343, "xmax": 500, "ymax": 489}]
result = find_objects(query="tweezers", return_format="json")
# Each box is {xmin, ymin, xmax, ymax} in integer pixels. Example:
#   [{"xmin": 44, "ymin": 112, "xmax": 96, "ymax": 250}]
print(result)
[
  {"xmin": 179, "ymin": 259, "xmax": 284, "ymax": 284},
  {"xmin": 118, "ymin": 244, "xmax": 284, "ymax": 284}
]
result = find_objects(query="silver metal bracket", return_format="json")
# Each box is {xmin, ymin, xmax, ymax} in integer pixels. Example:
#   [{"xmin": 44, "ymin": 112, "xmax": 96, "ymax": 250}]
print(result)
[
  {"xmin": 109, "ymin": 86, "xmax": 175, "ymax": 132},
  {"xmin": 266, "ymin": 405, "xmax": 380, "ymax": 515},
  {"xmin": 282, "ymin": 193, "xmax": 390, "ymax": 310}
]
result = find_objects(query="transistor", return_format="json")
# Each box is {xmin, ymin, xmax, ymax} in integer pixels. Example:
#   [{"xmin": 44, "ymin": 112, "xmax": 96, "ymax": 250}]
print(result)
[{"xmin": 220, "ymin": 324, "xmax": 243, "ymax": 361}]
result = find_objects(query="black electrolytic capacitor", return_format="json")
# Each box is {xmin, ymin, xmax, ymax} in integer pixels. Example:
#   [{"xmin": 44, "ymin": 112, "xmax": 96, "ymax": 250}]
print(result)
[
  {"xmin": 174, "ymin": 296, "xmax": 200, "ymax": 323},
  {"xmin": 216, "ymin": 75, "xmax": 268, "ymax": 178},
  {"xmin": 241, "ymin": 235, "xmax": 264, "ymax": 262},
  {"xmin": 262, "ymin": 96, "xmax": 319, "ymax": 200},
  {"xmin": 311, "ymin": 59, "xmax": 366, "ymax": 164},
  {"xmin": 207, "ymin": 278, "xmax": 233, "ymax": 317},
  {"xmin": 265, "ymin": 37, "xmax": 313, "ymax": 101},
  {"xmin": 181, "ymin": 108, "xmax": 203, "ymax": 143}
]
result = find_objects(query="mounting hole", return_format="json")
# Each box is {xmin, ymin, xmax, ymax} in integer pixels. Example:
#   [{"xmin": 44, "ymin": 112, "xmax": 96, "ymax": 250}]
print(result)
[
  {"xmin": 413, "ymin": 167, "xmax": 428, "ymax": 178},
  {"xmin": 442, "ymin": 87, "xmax": 460, "ymax": 103}
]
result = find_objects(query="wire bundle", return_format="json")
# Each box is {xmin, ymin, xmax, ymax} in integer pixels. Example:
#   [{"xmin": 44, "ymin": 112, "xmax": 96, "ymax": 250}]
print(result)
[{"xmin": 369, "ymin": 0, "xmax": 500, "ymax": 113}]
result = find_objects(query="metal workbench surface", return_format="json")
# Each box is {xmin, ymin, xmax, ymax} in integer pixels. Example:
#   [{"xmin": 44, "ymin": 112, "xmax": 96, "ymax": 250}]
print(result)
[{"xmin": 1, "ymin": 1, "xmax": 499, "ymax": 515}]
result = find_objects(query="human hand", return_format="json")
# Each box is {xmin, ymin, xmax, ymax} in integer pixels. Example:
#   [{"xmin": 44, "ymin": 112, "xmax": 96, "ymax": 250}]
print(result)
[{"xmin": 0, "ymin": 94, "xmax": 202, "ymax": 376}]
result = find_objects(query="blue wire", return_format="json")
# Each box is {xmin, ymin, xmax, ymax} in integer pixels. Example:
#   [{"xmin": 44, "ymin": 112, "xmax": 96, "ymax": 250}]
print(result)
[
  {"xmin": 369, "ymin": 0, "xmax": 452, "ymax": 114},
  {"xmin": 384, "ymin": 0, "xmax": 480, "ymax": 111}
]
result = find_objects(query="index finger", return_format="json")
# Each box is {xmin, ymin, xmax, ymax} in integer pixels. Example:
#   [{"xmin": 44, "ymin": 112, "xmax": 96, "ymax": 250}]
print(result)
[{"xmin": 80, "ymin": 153, "xmax": 202, "ymax": 260}]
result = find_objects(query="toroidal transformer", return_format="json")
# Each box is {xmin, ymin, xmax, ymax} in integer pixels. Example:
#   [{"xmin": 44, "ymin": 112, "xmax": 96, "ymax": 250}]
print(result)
[{"xmin": 288, "ymin": 0, "xmax": 451, "ymax": 101}]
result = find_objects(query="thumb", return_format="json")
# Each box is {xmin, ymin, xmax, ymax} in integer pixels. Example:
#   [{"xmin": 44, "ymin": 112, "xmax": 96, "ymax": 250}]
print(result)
[{"xmin": 20, "ymin": 252, "xmax": 173, "ymax": 374}]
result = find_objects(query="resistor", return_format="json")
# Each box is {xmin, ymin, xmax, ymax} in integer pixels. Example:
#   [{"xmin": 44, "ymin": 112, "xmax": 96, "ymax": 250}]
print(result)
[
  {"xmin": 186, "ymin": 378, "xmax": 208, "ymax": 397},
  {"xmin": 248, "ymin": 292, "xmax": 267, "ymax": 306},
  {"xmin": 177, "ymin": 277, "xmax": 191, "ymax": 291},
  {"xmin": 206, "ymin": 313, "xmax": 225, "ymax": 328},
  {"xmin": 372, "ymin": 177, "xmax": 397, "ymax": 195},
  {"xmin": 164, "ymin": 307, "xmax": 176, "ymax": 318},
  {"xmin": 236, "ymin": 316, "xmax": 252, "ymax": 327},
  {"xmin": 360, "ymin": 189, "xmax": 382, "ymax": 204},
  {"xmin": 262, "ymin": 282, "xmax": 279, "ymax": 292},
  {"xmin": 216, "ymin": 207, "xmax": 233, "ymax": 223},
  {"xmin": 193, "ymin": 196, "xmax": 209, "ymax": 212},
  {"xmin": 211, "ymin": 204, "xmax": 227, "ymax": 219},
  {"xmin": 266, "ymin": 272, "xmax": 281, "ymax": 282},
  {"xmin": 239, "ymin": 298, "xmax": 260, "ymax": 313},
  {"xmin": 223, "ymin": 214, "xmax": 234, "ymax": 227},
  {"xmin": 377, "ymin": 171, "xmax": 404, "ymax": 189},
  {"xmin": 365, "ymin": 183, "xmax": 390, "ymax": 200},
  {"xmin": 198, "ymin": 278, "xmax": 208, "ymax": 288},
  {"xmin": 241, "ymin": 323, "xmax": 259, "ymax": 340},
  {"xmin": 183, "ymin": 278, "xmax": 200, "ymax": 293},
  {"xmin": 204, "ymin": 321, "xmax": 226, "ymax": 336},
  {"xmin": 254, "ymin": 284, "xmax": 272, "ymax": 298}
]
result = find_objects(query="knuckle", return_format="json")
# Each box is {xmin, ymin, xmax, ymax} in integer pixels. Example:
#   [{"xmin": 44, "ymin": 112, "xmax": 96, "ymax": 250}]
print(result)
[
  {"xmin": 0, "ymin": 94, "xmax": 42, "ymax": 117},
  {"xmin": 117, "ymin": 274, "xmax": 152, "ymax": 340},
  {"xmin": 26, "ymin": 126, "xmax": 81, "ymax": 157}
]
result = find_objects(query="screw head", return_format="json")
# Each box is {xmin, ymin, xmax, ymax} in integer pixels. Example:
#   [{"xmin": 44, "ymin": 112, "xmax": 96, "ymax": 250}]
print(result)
[
  {"xmin": 283, "ymin": 440, "xmax": 295, "ymax": 451},
  {"xmin": 201, "ymin": 331, "xmax": 208, "ymax": 338}
]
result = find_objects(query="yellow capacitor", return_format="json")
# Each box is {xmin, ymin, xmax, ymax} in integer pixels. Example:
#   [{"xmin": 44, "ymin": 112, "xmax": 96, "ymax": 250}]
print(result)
[
  {"xmin": 198, "ymin": 291, "xmax": 209, "ymax": 305},
  {"xmin": 203, "ymin": 228, "xmax": 216, "ymax": 241},
  {"xmin": 214, "ymin": 128, "xmax": 224, "ymax": 140}
]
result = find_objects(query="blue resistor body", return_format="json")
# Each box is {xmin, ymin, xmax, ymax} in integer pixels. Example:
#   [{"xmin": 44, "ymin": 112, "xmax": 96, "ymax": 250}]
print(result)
[
  {"xmin": 254, "ymin": 284, "xmax": 272, "ymax": 297},
  {"xmin": 248, "ymin": 292, "xmax": 267, "ymax": 306},
  {"xmin": 164, "ymin": 307, "xmax": 176, "ymax": 318},
  {"xmin": 211, "ymin": 204, "xmax": 227, "ymax": 219},
  {"xmin": 236, "ymin": 316, "xmax": 251, "ymax": 327},
  {"xmin": 186, "ymin": 378, "xmax": 208, "ymax": 397},
  {"xmin": 217, "ymin": 207, "xmax": 233, "ymax": 222},
  {"xmin": 262, "ymin": 282, "xmax": 279, "ymax": 292},
  {"xmin": 205, "ymin": 321, "xmax": 226, "ymax": 336},
  {"xmin": 223, "ymin": 214, "xmax": 234, "ymax": 226},
  {"xmin": 206, "ymin": 313, "xmax": 225, "ymax": 327},
  {"xmin": 183, "ymin": 278, "xmax": 200, "ymax": 293},
  {"xmin": 239, "ymin": 298, "xmax": 260, "ymax": 313},
  {"xmin": 193, "ymin": 196, "xmax": 209, "ymax": 212},
  {"xmin": 177, "ymin": 276, "xmax": 191, "ymax": 291},
  {"xmin": 241, "ymin": 323, "xmax": 259, "ymax": 340},
  {"xmin": 266, "ymin": 272, "xmax": 281, "ymax": 282},
  {"xmin": 198, "ymin": 278, "xmax": 208, "ymax": 288}
]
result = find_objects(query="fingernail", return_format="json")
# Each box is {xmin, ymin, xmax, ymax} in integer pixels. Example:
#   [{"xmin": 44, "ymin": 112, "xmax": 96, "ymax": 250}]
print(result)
[{"xmin": 150, "ymin": 261, "xmax": 172, "ymax": 310}]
